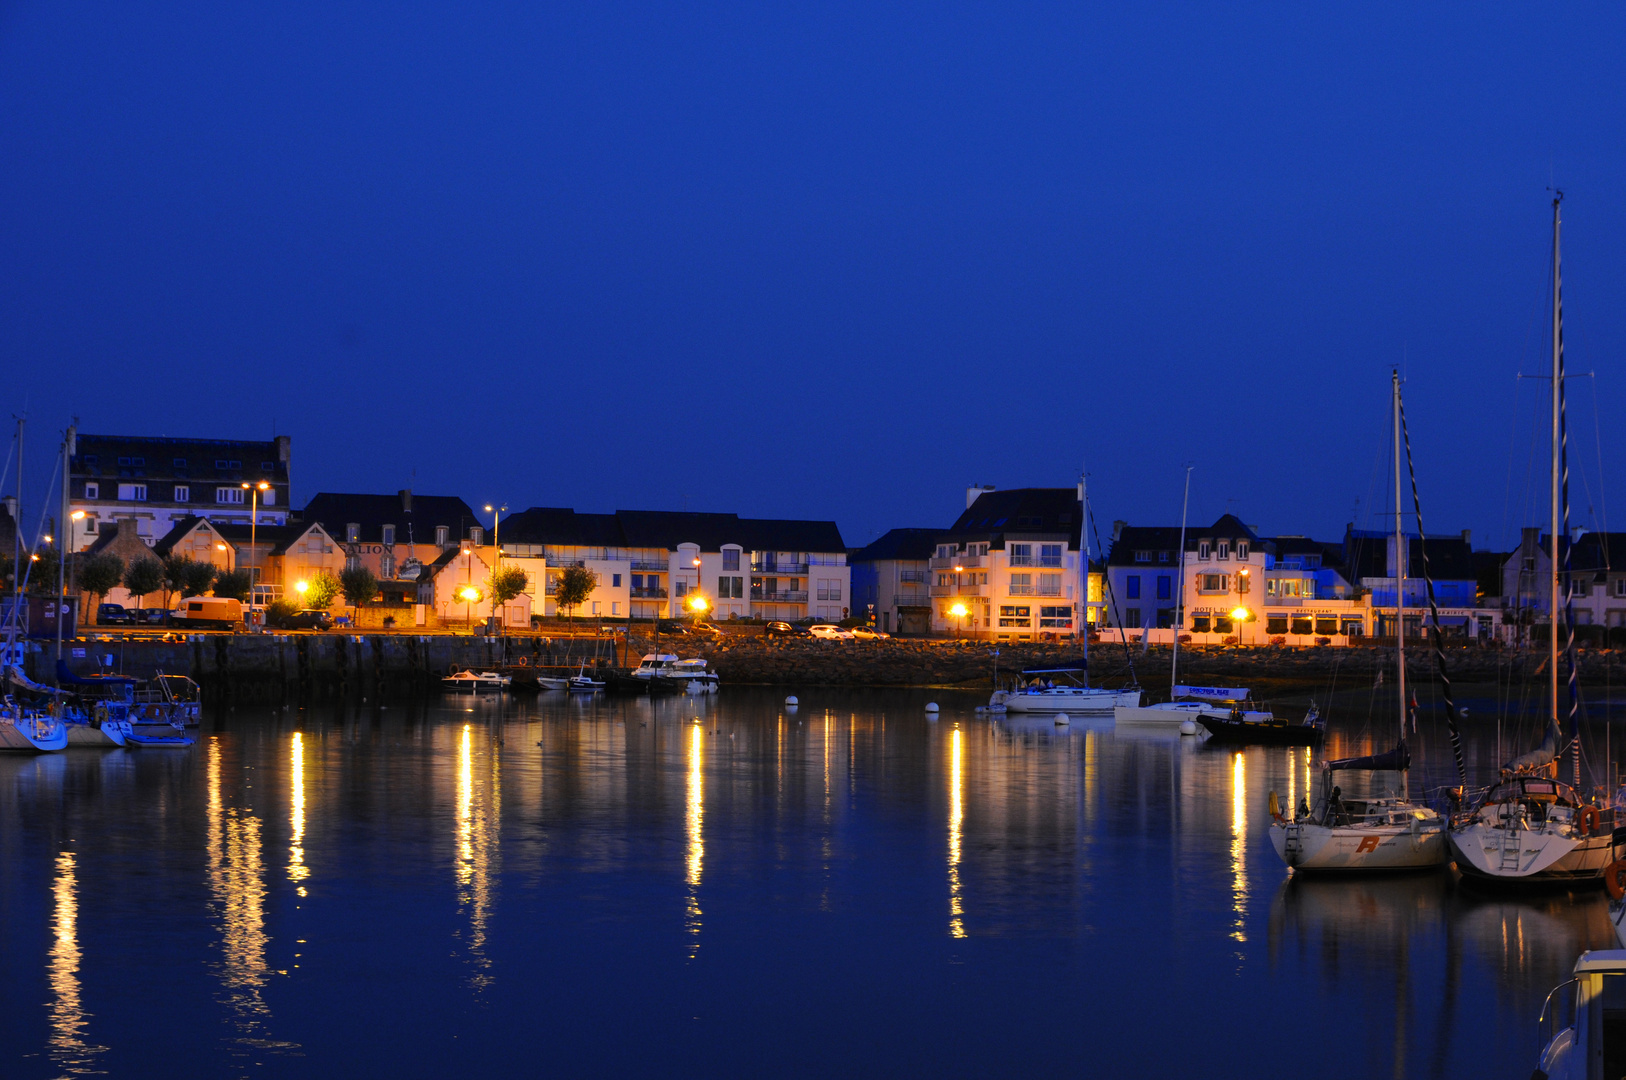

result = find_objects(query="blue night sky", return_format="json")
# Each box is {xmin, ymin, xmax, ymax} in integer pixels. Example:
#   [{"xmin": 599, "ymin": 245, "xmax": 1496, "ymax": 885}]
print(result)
[{"xmin": 3, "ymin": 4, "xmax": 1624, "ymax": 551}]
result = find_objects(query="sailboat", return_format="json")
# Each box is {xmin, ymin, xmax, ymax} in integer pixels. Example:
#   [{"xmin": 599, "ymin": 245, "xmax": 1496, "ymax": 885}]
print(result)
[
  {"xmin": 995, "ymin": 471, "xmax": 1141, "ymax": 714},
  {"xmin": 1448, "ymin": 195, "xmax": 1620, "ymax": 884},
  {"xmin": 0, "ymin": 418, "xmax": 67, "ymax": 752},
  {"xmin": 1267, "ymin": 374, "xmax": 1446, "ymax": 870}
]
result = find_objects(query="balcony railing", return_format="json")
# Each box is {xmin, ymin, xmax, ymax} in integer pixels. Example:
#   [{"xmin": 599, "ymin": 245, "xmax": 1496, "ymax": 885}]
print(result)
[
  {"xmin": 630, "ymin": 560, "xmax": 667, "ymax": 572},
  {"xmin": 894, "ymin": 593, "xmax": 932, "ymax": 608},
  {"xmin": 898, "ymin": 570, "xmax": 928, "ymax": 583},
  {"xmin": 752, "ymin": 562, "xmax": 808, "ymax": 576},
  {"xmin": 929, "ymin": 555, "xmax": 982, "ymax": 570},
  {"xmin": 631, "ymin": 587, "xmax": 668, "ymax": 599},
  {"xmin": 930, "ymin": 584, "xmax": 956, "ymax": 597},
  {"xmin": 752, "ymin": 591, "xmax": 808, "ymax": 604}
]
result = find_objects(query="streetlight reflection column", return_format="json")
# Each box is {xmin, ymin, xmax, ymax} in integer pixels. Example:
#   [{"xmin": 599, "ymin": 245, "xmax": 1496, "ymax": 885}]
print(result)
[
  {"xmin": 685, "ymin": 721, "xmax": 704, "ymax": 958},
  {"xmin": 948, "ymin": 726, "xmax": 966, "ymax": 939}
]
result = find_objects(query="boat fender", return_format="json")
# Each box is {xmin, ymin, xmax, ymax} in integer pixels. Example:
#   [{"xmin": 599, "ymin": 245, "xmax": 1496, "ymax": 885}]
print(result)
[
  {"xmin": 1578, "ymin": 805, "xmax": 1602, "ymax": 837},
  {"xmin": 1606, "ymin": 858, "xmax": 1626, "ymax": 901},
  {"xmin": 1268, "ymin": 790, "xmax": 1283, "ymax": 823}
]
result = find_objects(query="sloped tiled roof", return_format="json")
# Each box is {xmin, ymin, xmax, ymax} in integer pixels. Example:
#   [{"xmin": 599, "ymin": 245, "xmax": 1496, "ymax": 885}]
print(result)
[
  {"xmin": 299, "ymin": 492, "xmax": 478, "ymax": 545},
  {"xmin": 850, "ymin": 527, "xmax": 944, "ymax": 563},
  {"xmin": 940, "ymin": 488, "xmax": 1082, "ymax": 550}
]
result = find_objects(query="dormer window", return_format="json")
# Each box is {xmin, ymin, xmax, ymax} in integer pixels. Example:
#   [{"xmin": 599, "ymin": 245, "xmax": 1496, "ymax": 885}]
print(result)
[
  {"xmin": 382, "ymin": 525, "xmax": 396, "ymax": 545},
  {"xmin": 346, "ymin": 523, "xmax": 360, "ymax": 542},
  {"xmin": 1134, "ymin": 551, "xmax": 1151, "ymax": 563},
  {"xmin": 435, "ymin": 526, "xmax": 449, "ymax": 546},
  {"xmin": 1158, "ymin": 551, "xmax": 1170, "ymax": 563},
  {"xmin": 469, "ymin": 527, "xmax": 484, "ymax": 545},
  {"xmin": 1198, "ymin": 542, "xmax": 1211, "ymax": 560},
  {"xmin": 1237, "ymin": 542, "xmax": 1249, "ymax": 560},
  {"xmin": 1217, "ymin": 542, "xmax": 1231, "ymax": 560}
]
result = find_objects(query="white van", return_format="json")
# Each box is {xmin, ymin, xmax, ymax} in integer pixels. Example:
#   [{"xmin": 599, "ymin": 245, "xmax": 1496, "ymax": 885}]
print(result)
[{"xmin": 174, "ymin": 596, "xmax": 244, "ymax": 629}]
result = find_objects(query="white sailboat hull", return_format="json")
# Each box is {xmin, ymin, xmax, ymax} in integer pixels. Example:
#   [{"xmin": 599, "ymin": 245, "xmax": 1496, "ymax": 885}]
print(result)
[
  {"xmin": 64, "ymin": 720, "xmax": 131, "ymax": 747},
  {"xmin": 0, "ymin": 716, "xmax": 68, "ymax": 752},
  {"xmin": 1114, "ymin": 701, "xmax": 1222, "ymax": 725},
  {"xmin": 1448, "ymin": 823, "xmax": 1617, "ymax": 882},
  {"xmin": 1003, "ymin": 688, "xmax": 1141, "ymax": 713},
  {"xmin": 1270, "ymin": 819, "xmax": 1448, "ymax": 871}
]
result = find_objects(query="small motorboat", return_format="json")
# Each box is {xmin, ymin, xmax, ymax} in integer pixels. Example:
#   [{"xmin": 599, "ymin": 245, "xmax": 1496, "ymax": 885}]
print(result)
[
  {"xmin": 1198, "ymin": 703, "xmax": 1323, "ymax": 747},
  {"xmin": 1534, "ymin": 949, "xmax": 1626, "ymax": 1079},
  {"xmin": 125, "ymin": 724, "xmax": 195, "ymax": 748},
  {"xmin": 442, "ymin": 670, "xmax": 512, "ymax": 692},
  {"xmin": 632, "ymin": 654, "xmax": 718, "ymax": 694},
  {"xmin": 567, "ymin": 665, "xmax": 605, "ymax": 692},
  {"xmin": 536, "ymin": 676, "xmax": 569, "ymax": 691}
]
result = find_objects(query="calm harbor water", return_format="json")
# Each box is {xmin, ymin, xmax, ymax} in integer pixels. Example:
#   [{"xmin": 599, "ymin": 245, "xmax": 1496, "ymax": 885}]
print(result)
[{"xmin": 0, "ymin": 686, "xmax": 1614, "ymax": 1078}]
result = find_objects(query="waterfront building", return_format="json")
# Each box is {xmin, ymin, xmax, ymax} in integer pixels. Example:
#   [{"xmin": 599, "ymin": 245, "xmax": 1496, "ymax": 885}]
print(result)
[
  {"xmin": 929, "ymin": 486, "xmax": 1088, "ymax": 640},
  {"xmin": 1346, "ymin": 526, "xmax": 1490, "ymax": 639},
  {"xmin": 849, "ymin": 527, "xmax": 941, "ymax": 635},
  {"xmin": 1501, "ymin": 527, "xmax": 1626, "ymax": 632},
  {"xmin": 67, "ymin": 434, "xmax": 291, "ymax": 551},
  {"xmin": 297, "ymin": 491, "xmax": 480, "ymax": 580},
  {"xmin": 499, "ymin": 508, "xmax": 850, "ymax": 623}
]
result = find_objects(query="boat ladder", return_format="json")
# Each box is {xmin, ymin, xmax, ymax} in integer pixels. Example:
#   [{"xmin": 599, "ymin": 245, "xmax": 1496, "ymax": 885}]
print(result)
[
  {"xmin": 1283, "ymin": 824, "xmax": 1303, "ymax": 863},
  {"xmin": 1499, "ymin": 827, "xmax": 1524, "ymax": 872}
]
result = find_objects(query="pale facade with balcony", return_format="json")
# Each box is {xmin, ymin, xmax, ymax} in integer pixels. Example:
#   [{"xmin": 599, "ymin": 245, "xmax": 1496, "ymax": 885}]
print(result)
[
  {"xmin": 927, "ymin": 486, "xmax": 1087, "ymax": 640},
  {"xmin": 850, "ymin": 528, "xmax": 941, "ymax": 635}
]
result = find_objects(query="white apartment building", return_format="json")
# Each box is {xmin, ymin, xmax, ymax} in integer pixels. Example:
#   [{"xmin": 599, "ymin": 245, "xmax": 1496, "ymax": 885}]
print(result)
[
  {"xmin": 928, "ymin": 486, "xmax": 1087, "ymax": 640},
  {"xmin": 850, "ymin": 527, "xmax": 940, "ymax": 635},
  {"xmin": 68, "ymin": 434, "xmax": 291, "ymax": 550}
]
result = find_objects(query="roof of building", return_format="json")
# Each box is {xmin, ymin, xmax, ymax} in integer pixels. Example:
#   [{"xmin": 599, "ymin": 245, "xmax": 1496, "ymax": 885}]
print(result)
[
  {"xmin": 850, "ymin": 527, "xmax": 944, "ymax": 563},
  {"xmin": 1104, "ymin": 525, "xmax": 1185, "ymax": 567},
  {"xmin": 298, "ymin": 492, "xmax": 479, "ymax": 545},
  {"xmin": 940, "ymin": 488, "xmax": 1082, "ymax": 550},
  {"xmin": 83, "ymin": 518, "xmax": 157, "ymax": 559},
  {"xmin": 151, "ymin": 516, "xmax": 219, "ymax": 557},
  {"xmin": 500, "ymin": 507, "xmax": 847, "ymax": 554},
  {"xmin": 1346, "ymin": 530, "xmax": 1477, "ymax": 582},
  {"xmin": 1189, "ymin": 513, "xmax": 1260, "ymax": 544},
  {"xmin": 72, "ymin": 434, "xmax": 289, "ymax": 485},
  {"xmin": 1503, "ymin": 531, "xmax": 1626, "ymax": 581}
]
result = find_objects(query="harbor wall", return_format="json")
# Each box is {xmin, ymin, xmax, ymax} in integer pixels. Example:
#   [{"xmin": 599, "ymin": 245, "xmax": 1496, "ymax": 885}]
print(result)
[{"xmin": 26, "ymin": 632, "xmax": 1626, "ymax": 700}]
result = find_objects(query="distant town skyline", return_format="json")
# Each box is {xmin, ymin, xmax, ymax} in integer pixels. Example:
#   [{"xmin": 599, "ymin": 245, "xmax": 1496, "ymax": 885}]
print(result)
[{"xmin": 5, "ymin": 4, "xmax": 1625, "ymax": 551}]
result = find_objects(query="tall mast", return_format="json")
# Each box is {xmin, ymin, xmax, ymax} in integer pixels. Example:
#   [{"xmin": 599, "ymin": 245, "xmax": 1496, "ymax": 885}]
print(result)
[
  {"xmin": 1171, "ymin": 466, "xmax": 1192, "ymax": 693},
  {"xmin": 1079, "ymin": 469, "xmax": 1089, "ymax": 672},
  {"xmin": 1550, "ymin": 196, "xmax": 1562, "ymax": 751},
  {"xmin": 56, "ymin": 425, "xmax": 73, "ymax": 663},
  {"xmin": 1393, "ymin": 370, "xmax": 1407, "ymax": 800},
  {"xmin": 11, "ymin": 417, "xmax": 21, "ymax": 613}
]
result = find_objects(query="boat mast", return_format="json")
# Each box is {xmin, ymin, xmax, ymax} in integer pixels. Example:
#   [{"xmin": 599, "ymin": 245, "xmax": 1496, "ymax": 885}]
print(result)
[
  {"xmin": 1550, "ymin": 196, "xmax": 1562, "ymax": 768},
  {"xmin": 1393, "ymin": 369, "xmax": 1407, "ymax": 801},
  {"xmin": 1079, "ymin": 469, "xmax": 1089, "ymax": 674},
  {"xmin": 1171, "ymin": 466, "xmax": 1192, "ymax": 694}
]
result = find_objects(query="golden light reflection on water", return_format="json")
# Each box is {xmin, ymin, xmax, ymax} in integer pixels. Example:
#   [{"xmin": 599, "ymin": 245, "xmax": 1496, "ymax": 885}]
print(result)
[
  {"xmin": 948, "ymin": 726, "xmax": 966, "ymax": 939},
  {"xmin": 686, "ymin": 721, "xmax": 704, "ymax": 957},
  {"xmin": 288, "ymin": 732, "xmax": 309, "ymax": 889},
  {"xmin": 1230, "ymin": 751, "xmax": 1247, "ymax": 949},
  {"xmin": 455, "ymin": 723, "xmax": 499, "ymax": 988},
  {"xmin": 47, "ymin": 851, "xmax": 106, "ymax": 1074},
  {"xmin": 206, "ymin": 737, "xmax": 296, "ymax": 1058}
]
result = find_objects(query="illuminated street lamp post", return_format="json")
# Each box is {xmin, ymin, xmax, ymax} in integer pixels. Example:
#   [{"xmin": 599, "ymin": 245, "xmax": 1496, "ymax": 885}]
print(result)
[
  {"xmin": 950, "ymin": 601, "xmax": 968, "ymax": 639},
  {"xmin": 461, "ymin": 586, "xmax": 481, "ymax": 627},
  {"xmin": 690, "ymin": 556, "xmax": 703, "ymax": 623},
  {"xmin": 484, "ymin": 503, "xmax": 506, "ymax": 631},
  {"xmin": 241, "ymin": 480, "xmax": 271, "ymax": 621}
]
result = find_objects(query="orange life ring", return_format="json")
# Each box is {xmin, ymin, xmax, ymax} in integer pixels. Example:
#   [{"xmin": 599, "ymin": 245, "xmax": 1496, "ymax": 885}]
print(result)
[
  {"xmin": 1578, "ymin": 805, "xmax": 1602, "ymax": 836},
  {"xmin": 1606, "ymin": 858, "xmax": 1626, "ymax": 901},
  {"xmin": 515, "ymin": 656, "xmax": 529, "ymax": 667}
]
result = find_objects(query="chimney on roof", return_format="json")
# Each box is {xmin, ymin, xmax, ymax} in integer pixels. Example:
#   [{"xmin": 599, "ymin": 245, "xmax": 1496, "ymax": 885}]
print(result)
[
  {"xmin": 1112, "ymin": 520, "xmax": 1126, "ymax": 543},
  {"xmin": 1522, "ymin": 526, "xmax": 1540, "ymax": 554},
  {"xmin": 1461, "ymin": 529, "xmax": 1471, "ymax": 547},
  {"xmin": 966, "ymin": 484, "xmax": 995, "ymax": 509},
  {"xmin": 400, "ymin": 489, "xmax": 412, "ymax": 513}
]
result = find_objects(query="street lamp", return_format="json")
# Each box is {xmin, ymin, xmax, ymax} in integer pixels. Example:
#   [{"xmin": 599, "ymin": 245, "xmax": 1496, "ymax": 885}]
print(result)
[
  {"xmin": 241, "ymin": 480, "xmax": 271, "ymax": 616},
  {"xmin": 690, "ymin": 556, "xmax": 703, "ymax": 622},
  {"xmin": 950, "ymin": 601, "xmax": 968, "ymax": 639},
  {"xmin": 484, "ymin": 504, "xmax": 507, "ymax": 630},
  {"xmin": 460, "ymin": 585, "xmax": 481, "ymax": 627},
  {"xmin": 62, "ymin": 510, "xmax": 86, "ymax": 654},
  {"xmin": 295, "ymin": 580, "xmax": 309, "ymax": 599}
]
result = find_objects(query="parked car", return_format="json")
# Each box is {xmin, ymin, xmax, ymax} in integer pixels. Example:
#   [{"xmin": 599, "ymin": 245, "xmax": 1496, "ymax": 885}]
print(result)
[
  {"xmin": 135, "ymin": 607, "xmax": 171, "ymax": 625},
  {"xmin": 849, "ymin": 625, "xmax": 890, "ymax": 640},
  {"xmin": 763, "ymin": 621, "xmax": 810, "ymax": 638},
  {"xmin": 97, "ymin": 603, "xmax": 132, "ymax": 625},
  {"xmin": 808, "ymin": 624, "xmax": 854, "ymax": 641},
  {"xmin": 272, "ymin": 609, "xmax": 334, "ymax": 631}
]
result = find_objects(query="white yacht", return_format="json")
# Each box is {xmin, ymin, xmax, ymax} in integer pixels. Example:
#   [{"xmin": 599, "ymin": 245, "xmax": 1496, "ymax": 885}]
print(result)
[
  {"xmin": 1448, "ymin": 755, "xmax": 1618, "ymax": 882},
  {"xmin": 997, "ymin": 667, "xmax": 1139, "ymax": 714},
  {"xmin": 1534, "ymin": 950, "xmax": 1626, "ymax": 1080},
  {"xmin": 0, "ymin": 699, "xmax": 68, "ymax": 751},
  {"xmin": 1115, "ymin": 684, "xmax": 1243, "ymax": 726},
  {"xmin": 632, "ymin": 654, "xmax": 719, "ymax": 694},
  {"xmin": 441, "ymin": 670, "xmax": 511, "ymax": 691}
]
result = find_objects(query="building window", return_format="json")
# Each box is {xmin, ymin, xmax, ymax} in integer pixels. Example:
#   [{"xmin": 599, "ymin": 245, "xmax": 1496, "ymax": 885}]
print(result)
[
  {"xmin": 469, "ymin": 527, "xmax": 483, "ymax": 545},
  {"xmin": 1037, "ymin": 573, "xmax": 1062, "ymax": 596},
  {"xmin": 1616, "ymin": 579, "xmax": 1626, "ymax": 598},
  {"xmin": 1123, "ymin": 607, "xmax": 1142, "ymax": 628},
  {"xmin": 1267, "ymin": 615, "xmax": 1289, "ymax": 634},
  {"xmin": 1238, "ymin": 542, "xmax": 1249, "ymax": 560},
  {"xmin": 675, "ymin": 580, "xmax": 688, "ymax": 597},
  {"xmin": 118, "ymin": 483, "xmax": 148, "ymax": 501},
  {"xmin": 1009, "ymin": 544, "xmax": 1032, "ymax": 566},
  {"xmin": 1134, "ymin": 551, "xmax": 1151, "ymax": 563},
  {"xmin": 1315, "ymin": 617, "xmax": 1339, "ymax": 636},
  {"xmin": 262, "ymin": 489, "xmax": 276, "ymax": 506},
  {"xmin": 1191, "ymin": 615, "xmax": 1211, "ymax": 633},
  {"xmin": 1217, "ymin": 542, "xmax": 1230, "ymax": 560},
  {"xmin": 612, "ymin": 574, "xmax": 622, "ymax": 587},
  {"xmin": 1038, "ymin": 545, "xmax": 1062, "ymax": 567},
  {"xmin": 1199, "ymin": 542, "xmax": 1210, "ymax": 560},
  {"xmin": 84, "ymin": 482, "xmax": 98, "ymax": 499},
  {"xmin": 173, "ymin": 485, "xmax": 189, "ymax": 502},
  {"xmin": 1126, "ymin": 575, "xmax": 1141, "ymax": 600},
  {"xmin": 434, "ymin": 526, "xmax": 449, "ymax": 546},
  {"xmin": 612, "ymin": 602, "xmax": 620, "ymax": 616},
  {"xmin": 381, "ymin": 554, "xmax": 395, "ymax": 579},
  {"xmin": 345, "ymin": 523, "xmax": 360, "ymax": 542},
  {"xmin": 1038, "ymin": 605, "xmax": 1071, "ymax": 628},
  {"xmin": 1157, "ymin": 576, "xmax": 1171, "ymax": 600},
  {"xmin": 937, "ymin": 573, "xmax": 952, "ymax": 587},
  {"xmin": 1200, "ymin": 573, "xmax": 1226, "ymax": 592},
  {"xmin": 1522, "ymin": 557, "xmax": 1536, "ymax": 573},
  {"xmin": 722, "ymin": 549, "xmax": 740, "ymax": 571},
  {"xmin": 1009, "ymin": 573, "xmax": 1033, "ymax": 596},
  {"xmin": 84, "ymin": 518, "xmax": 97, "ymax": 534},
  {"xmin": 1571, "ymin": 578, "xmax": 1589, "ymax": 597},
  {"xmin": 998, "ymin": 605, "xmax": 1031, "ymax": 627},
  {"xmin": 217, "ymin": 487, "xmax": 245, "ymax": 505},
  {"xmin": 1159, "ymin": 551, "xmax": 1170, "ymax": 563},
  {"xmin": 382, "ymin": 525, "xmax": 396, "ymax": 546}
]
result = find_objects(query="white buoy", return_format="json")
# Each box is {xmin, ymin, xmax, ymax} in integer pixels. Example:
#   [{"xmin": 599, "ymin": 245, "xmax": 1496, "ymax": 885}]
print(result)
[
  {"xmin": 785, "ymin": 696, "xmax": 799, "ymax": 706},
  {"xmin": 925, "ymin": 702, "xmax": 940, "ymax": 714},
  {"xmin": 1180, "ymin": 719, "xmax": 1199, "ymax": 736},
  {"xmin": 1054, "ymin": 713, "xmax": 1069, "ymax": 726}
]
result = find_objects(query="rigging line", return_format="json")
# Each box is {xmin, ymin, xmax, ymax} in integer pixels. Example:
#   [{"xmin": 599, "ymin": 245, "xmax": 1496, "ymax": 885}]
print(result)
[
  {"xmin": 1591, "ymin": 376, "xmax": 1611, "ymax": 544},
  {"xmin": 1555, "ymin": 225, "xmax": 1585, "ymax": 791},
  {"xmin": 1396, "ymin": 387, "xmax": 1468, "ymax": 790},
  {"xmin": 1086, "ymin": 502, "xmax": 1138, "ymax": 687}
]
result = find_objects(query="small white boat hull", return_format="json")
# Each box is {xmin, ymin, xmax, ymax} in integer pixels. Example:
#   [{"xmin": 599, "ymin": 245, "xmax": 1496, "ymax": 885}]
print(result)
[
  {"xmin": 1003, "ymin": 688, "xmax": 1141, "ymax": 714},
  {"xmin": 1448, "ymin": 823, "xmax": 1617, "ymax": 882},
  {"xmin": 1271, "ymin": 818, "xmax": 1448, "ymax": 871},
  {"xmin": 1114, "ymin": 702, "xmax": 1221, "ymax": 725},
  {"xmin": 0, "ymin": 716, "xmax": 68, "ymax": 752},
  {"xmin": 65, "ymin": 720, "xmax": 131, "ymax": 748},
  {"xmin": 537, "ymin": 677, "xmax": 569, "ymax": 691}
]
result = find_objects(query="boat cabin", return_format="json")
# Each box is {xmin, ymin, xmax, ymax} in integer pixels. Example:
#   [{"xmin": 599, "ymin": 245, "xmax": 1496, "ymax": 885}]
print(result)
[{"xmin": 1536, "ymin": 950, "xmax": 1626, "ymax": 1080}]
